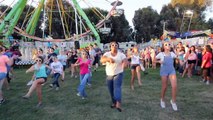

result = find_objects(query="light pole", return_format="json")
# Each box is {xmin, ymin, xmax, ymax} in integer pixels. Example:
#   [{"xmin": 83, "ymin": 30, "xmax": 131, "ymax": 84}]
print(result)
[
  {"xmin": 186, "ymin": 10, "xmax": 193, "ymax": 32},
  {"xmin": 180, "ymin": 10, "xmax": 193, "ymax": 39}
]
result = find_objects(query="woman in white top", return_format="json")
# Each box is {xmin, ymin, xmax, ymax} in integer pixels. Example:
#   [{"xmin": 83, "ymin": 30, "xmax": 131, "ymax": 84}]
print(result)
[
  {"xmin": 128, "ymin": 47, "xmax": 142, "ymax": 90},
  {"xmin": 155, "ymin": 42, "xmax": 178, "ymax": 111},
  {"xmin": 100, "ymin": 41, "xmax": 128, "ymax": 112}
]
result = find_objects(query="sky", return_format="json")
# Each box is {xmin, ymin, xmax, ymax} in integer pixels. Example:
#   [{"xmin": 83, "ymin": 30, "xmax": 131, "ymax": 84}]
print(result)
[{"xmin": 1, "ymin": 0, "xmax": 213, "ymax": 27}]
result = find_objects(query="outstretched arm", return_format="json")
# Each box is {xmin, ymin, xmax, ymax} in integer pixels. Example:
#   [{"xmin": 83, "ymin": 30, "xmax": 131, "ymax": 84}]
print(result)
[{"xmin": 26, "ymin": 65, "xmax": 35, "ymax": 73}]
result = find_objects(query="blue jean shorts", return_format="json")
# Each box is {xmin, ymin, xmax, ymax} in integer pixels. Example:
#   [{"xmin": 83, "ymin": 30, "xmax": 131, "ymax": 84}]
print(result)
[{"xmin": 0, "ymin": 73, "xmax": 7, "ymax": 80}]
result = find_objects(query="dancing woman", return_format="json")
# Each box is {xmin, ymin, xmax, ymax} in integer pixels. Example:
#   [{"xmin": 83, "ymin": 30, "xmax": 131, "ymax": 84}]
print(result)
[
  {"xmin": 23, "ymin": 56, "xmax": 51, "ymax": 107},
  {"xmin": 100, "ymin": 41, "xmax": 128, "ymax": 112},
  {"xmin": 75, "ymin": 50, "xmax": 91, "ymax": 99},
  {"xmin": 128, "ymin": 47, "xmax": 142, "ymax": 90},
  {"xmin": 0, "ymin": 46, "xmax": 17, "ymax": 104},
  {"xmin": 201, "ymin": 45, "xmax": 212, "ymax": 85},
  {"xmin": 155, "ymin": 42, "xmax": 178, "ymax": 111}
]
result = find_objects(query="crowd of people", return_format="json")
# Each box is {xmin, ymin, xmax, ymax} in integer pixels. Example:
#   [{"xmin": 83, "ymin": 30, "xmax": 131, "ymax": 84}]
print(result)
[{"xmin": 0, "ymin": 40, "xmax": 213, "ymax": 112}]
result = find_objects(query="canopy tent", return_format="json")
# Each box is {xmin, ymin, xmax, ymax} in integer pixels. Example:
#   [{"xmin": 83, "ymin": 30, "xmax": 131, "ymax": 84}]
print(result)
[{"xmin": 161, "ymin": 29, "xmax": 212, "ymax": 40}]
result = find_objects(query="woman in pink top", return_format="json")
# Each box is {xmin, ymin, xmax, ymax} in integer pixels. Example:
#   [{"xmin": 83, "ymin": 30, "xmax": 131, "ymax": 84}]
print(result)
[
  {"xmin": 144, "ymin": 47, "xmax": 151, "ymax": 69},
  {"xmin": 0, "ymin": 46, "xmax": 16, "ymax": 104},
  {"xmin": 182, "ymin": 46, "xmax": 197, "ymax": 78},
  {"xmin": 201, "ymin": 45, "xmax": 212, "ymax": 85},
  {"xmin": 75, "ymin": 50, "xmax": 91, "ymax": 99}
]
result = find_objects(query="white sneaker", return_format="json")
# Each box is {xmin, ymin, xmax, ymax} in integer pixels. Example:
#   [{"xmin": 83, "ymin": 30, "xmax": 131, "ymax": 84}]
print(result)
[
  {"xmin": 87, "ymin": 83, "xmax": 92, "ymax": 87},
  {"xmin": 206, "ymin": 81, "xmax": 210, "ymax": 85},
  {"xmin": 160, "ymin": 99, "xmax": 166, "ymax": 108},
  {"xmin": 49, "ymin": 84, "xmax": 53, "ymax": 88},
  {"xmin": 170, "ymin": 100, "xmax": 178, "ymax": 111},
  {"xmin": 56, "ymin": 87, "xmax": 59, "ymax": 91},
  {"xmin": 76, "ymin": 93, "xmax": 81, "ymax": 97},
  {"xmin": 27, "ymin": 80, "xmax": 34, "ymax": 86},
  {"xmin": 81, "ymin": 97, "xmax": 85, "ymax": 100}
]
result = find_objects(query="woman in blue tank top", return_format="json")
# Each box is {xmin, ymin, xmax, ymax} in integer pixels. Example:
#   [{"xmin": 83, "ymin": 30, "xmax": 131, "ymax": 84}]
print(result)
[{"xmin": 22, "ymin": 56, "xmax": 52, "ymax": 107}]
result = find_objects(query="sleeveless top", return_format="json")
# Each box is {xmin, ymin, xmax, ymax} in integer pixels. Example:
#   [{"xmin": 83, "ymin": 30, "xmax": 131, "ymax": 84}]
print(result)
[{"xmin": 34, "ymin": 64, "xmax": 47, "ymax": 78}]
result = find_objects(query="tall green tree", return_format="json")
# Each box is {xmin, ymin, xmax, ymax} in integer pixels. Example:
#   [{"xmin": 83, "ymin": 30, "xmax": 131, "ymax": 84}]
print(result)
[
  {"xmin": 208, "ymin": 18, "xmax": 213, "ymax": 31},
  {"xmin": 170, "ymin": 0, "xmax": 210, "ymax": 32},
  {"xmin": 109, "ymin": 14, "xmax": 130, "ymax": 43},
  {"xmin": 160, "ymin": 4, "xmax": 180, "ymax": 31},
  {"xmin": 133, "ymin": 6, "xmax": 160, "ymax": 42}
]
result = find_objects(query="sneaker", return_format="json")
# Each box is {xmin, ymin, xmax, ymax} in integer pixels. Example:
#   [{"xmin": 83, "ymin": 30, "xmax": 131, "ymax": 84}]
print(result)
[
  {"xmin": 71, "ymin": 75, "xmax": 74, "ymax": 78},
  {"xmin": 206, "ymin": 81, "xmax": 210, "ymax": 85},
  {"xmin": 87, "ymin": 83, "xmax": 92, "ymax": 87},
  {"xmin": 27, "ymin": 80, "xmax": 34, "ymax": 86},
  {"xmin": 76, "ymin": 93, "xmax": 81, "ymax": 97},
  {"xmin": 22, "ymin": 95, "xmax": 30, "ymax": 99},
  {"xmin": 160, "ymin": 99, "xmax": 166, "ymax": 108},
  {"xmin": 170, "ymin": 100, "xmax": 178, "ymax": 111},
  {"xmin": 81, "ymin": 97, "xmax": 86, "ymax": 100},
  {"xmin": 200, "ymin": 79, "xmax": 206, "ymax": 83},
  {"xmin": 0, "ymin": 98, "xmax": 5, "ymax": 104},
  {"xmin": 49, "ymin": 84, "xmax": 53, "ymax": 88},
  {"xmin": 36, "ymin": 102, "xmax": 42, "ymax": 108},
  {"xmin": 56, "ymin": 87, "xmax": 59, "ymax": 91}
]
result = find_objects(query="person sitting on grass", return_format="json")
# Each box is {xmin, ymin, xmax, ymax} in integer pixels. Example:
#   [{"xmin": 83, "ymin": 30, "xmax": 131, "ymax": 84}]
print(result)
[{"xmin": 22, "ymin": 56, "xmax": 52, "ymax": 107}]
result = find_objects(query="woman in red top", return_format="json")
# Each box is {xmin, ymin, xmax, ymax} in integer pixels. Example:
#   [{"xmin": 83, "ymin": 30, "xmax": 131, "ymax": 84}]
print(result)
[{"xmin": 201, "ymin": 45, "xmax": 212, "ymax": 85}]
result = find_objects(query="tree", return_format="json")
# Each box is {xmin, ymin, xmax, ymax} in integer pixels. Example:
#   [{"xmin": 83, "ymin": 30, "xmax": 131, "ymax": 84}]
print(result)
[
  {"xmin": 160, "ymin": 4, "xmax": 180, "ymax": 32},
  {"xmin": 109, "ymin": 13, "xmax": 130, "ymax": 43},
  {"xmin": 171, "ymin": 0, "xmax": 212, "ymax": 7},
  {"xmin": 208, "ymin": 18, "xmax": 213, "ymax": 31},
  {"xmin": 159, "ymin": 2, "xmax": 210, "ymax": 36},
  {"xmin": 170, "ymin": 0, "xmax": 211, "ymax": 32},
  {"xmin": 133, "ymin": 6, "xmax": 160, "ymax": 43}
]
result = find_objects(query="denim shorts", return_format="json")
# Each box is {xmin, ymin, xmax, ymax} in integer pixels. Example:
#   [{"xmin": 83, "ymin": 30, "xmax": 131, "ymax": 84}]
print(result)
[{"xmin": 0, "ymin": 73, "xmax": 7, "ymax": 80}]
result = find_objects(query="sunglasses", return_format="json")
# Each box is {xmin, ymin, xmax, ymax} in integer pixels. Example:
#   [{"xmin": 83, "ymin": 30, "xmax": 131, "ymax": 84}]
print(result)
[
  {"xmin": 36, "ymin": 59, "xmax": 42, "ymax": 62},
  {"xmin": 164, "ymin": 44, "xmax": 170, "ymax": 46},
  {"xmin": 82, "ymin": 53, "xmax": 87, "ymax": 55},
  {"xmin": 111, "ymin": 44, "xmax": 118, "ymax": 47}
]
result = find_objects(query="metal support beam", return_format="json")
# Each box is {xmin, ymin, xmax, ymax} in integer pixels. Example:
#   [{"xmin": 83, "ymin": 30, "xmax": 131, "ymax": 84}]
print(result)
[
  {"xmin": 26, "ymin": 0, "xmax": 45, "ymax": 36},
  {"xmin": 72, "ymin": 0, "xmax": 101, "ymax": 46},
  {"xmin": 0, "ymin": 0, "xmax": 27, "ymax": 47}
]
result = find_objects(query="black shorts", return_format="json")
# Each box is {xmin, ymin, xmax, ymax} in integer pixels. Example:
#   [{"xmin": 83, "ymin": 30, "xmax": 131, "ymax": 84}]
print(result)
[
  {"xmin": 203, "ymin": 67, "xmax": 211, "ymax": 77},
  {"xmin": 131, "ymin": 64, "xmax": 140, "ymax": 70},
  {"xmin": 36, "ymin": 77, "xmax": 47, "ymax": 82},
  {"xmin": 188, "ymin": 60, "xmax": 196, "ymax": 64},
  {"xmin": 93, "ymin": 55, "xmax": 99, "ymax": 65},
  {"xmin": 63, "ymin": 65, "xmax": 66, "ymax": 71}
]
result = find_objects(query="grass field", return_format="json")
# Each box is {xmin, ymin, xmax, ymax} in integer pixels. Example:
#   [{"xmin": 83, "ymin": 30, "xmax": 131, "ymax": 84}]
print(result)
[{"xmin": 0, "ymin": 67, "xmax": 213, "ymax": 120}]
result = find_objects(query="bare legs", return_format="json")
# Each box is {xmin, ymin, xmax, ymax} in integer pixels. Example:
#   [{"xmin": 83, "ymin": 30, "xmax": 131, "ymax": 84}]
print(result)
[
  {"xmin": 130, "ymin": 66, "xmax": 142, "ymax": 90},
  {"xmin": 23, "ymin": 78, "xmax": 45, "ymax": 104},
  {"xmin": 161, "ymin": 75, "xmax": 177, "ymax": 103},
  {"xmin": 188, "ymin": 63, "xmax": 195, "ymax": 78},
  {"xmin": 71, "ymin": 64, "xmax": 77, "ymax": 77},
  {"xmin": 0, "ymin": 78, "xmax": 5, "ymax": 100}
]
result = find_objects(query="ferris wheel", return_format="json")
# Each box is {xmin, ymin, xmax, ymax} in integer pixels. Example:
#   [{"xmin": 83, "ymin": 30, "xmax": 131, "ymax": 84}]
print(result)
[{"xmin": 0, "ymin": 0, "xmax": 122, "ymax": 47}]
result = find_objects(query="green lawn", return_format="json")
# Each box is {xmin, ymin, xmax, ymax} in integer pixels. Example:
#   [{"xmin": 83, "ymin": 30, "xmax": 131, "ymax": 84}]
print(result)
[{"xmin": 0, "ymin": 67, "xmax": 213, "ymax": 120}]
